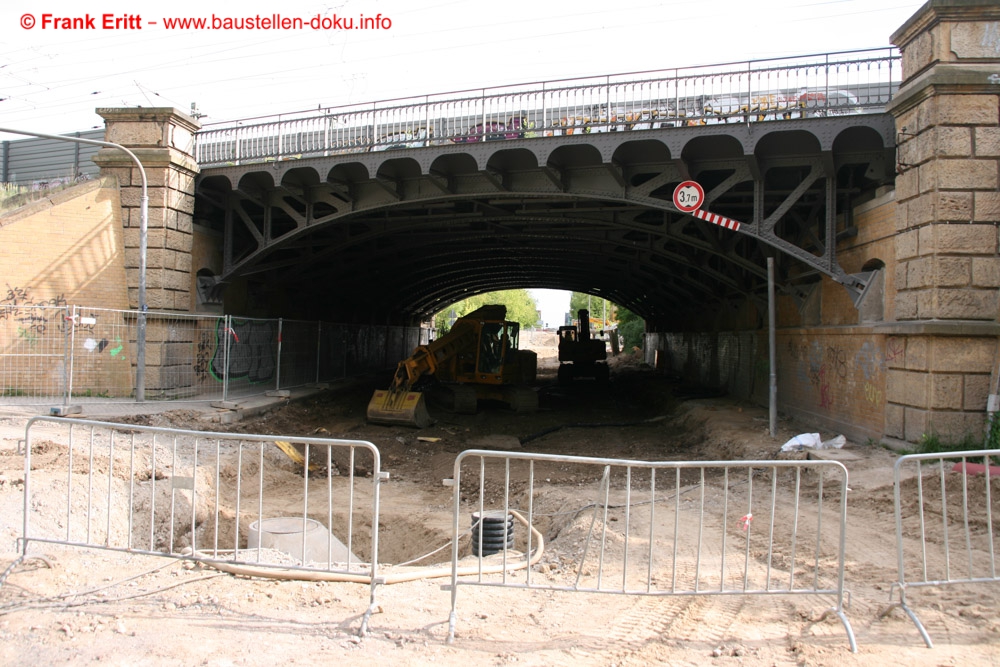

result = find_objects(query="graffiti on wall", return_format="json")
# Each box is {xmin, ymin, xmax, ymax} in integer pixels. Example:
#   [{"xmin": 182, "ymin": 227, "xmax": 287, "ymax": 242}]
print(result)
[
  {"xmin": 864, "ymin": 382, "xmax": 883, "ymax": 405},
  {"xmin": 210, "ymin": 319, "xmax": 276, "ymax": 383},
  {"xmin": 72, "ymin": 311, "xmax": 122, "ymax": 358},
  {"xmin": 787, "ymin": 336, "xmax": 904, "ymax": 413},
  {"xmin": 1, "ymin": 284, "xmax": 68, "ymax": 336},
  {"xmin": 194, "ymin": 328, "xmax": 216, "ymax": 383},
  {"xmin": 885, "ymin": 337, "xmax": 904, "ymax": 363}
]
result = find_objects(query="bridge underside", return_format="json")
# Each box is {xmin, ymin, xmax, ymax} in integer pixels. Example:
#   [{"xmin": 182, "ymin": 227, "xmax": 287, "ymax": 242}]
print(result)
[{"xmin": 195, "ymin": 115, "xmax": 895, "ymax": 327}]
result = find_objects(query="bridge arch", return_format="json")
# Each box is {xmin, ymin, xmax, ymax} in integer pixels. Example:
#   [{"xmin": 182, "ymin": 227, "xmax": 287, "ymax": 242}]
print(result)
[{"xmin": 195, "ymin": 115, "xmax": 895, "ymax": 325}]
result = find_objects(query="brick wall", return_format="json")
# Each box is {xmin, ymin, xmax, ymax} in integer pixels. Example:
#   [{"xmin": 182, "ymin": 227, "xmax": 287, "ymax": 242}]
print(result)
[
  {"xmin": 0, "ymin": 177, "xmax": 128, "ymax": 309},
  {"xmin": 0, "ymin": 177, "xmax": 133, "ymax": 395}
]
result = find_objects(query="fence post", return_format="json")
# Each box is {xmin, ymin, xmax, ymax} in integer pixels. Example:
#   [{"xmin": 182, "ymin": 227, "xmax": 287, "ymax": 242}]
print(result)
[
  {"xmin": 222, "ymin": 314, "xmax": 231, "ymax": 403},
  {"xmin": 343, "ymin": 327, "xmax": 348, "ymax": 379},
  {"xmin": 315, "ymin": 321, "xmax": 322, "ymax": 384},
  {"xmin": 276, "ymin": 318, "xmax": 283, "ymax": 391},
  {"xmin": 63, "ymin": 305, "xmax": 73, "ymax": 406}
]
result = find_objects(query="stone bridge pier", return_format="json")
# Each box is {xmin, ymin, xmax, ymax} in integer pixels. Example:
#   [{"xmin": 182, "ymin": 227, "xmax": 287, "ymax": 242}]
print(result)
[
  {"xmin": 885, "ymin": 1, "xmax": 1000, "ymax": 443},
  {"xmin": 93, "ymin": 108, "xmax": 204, "ymax": 397}
]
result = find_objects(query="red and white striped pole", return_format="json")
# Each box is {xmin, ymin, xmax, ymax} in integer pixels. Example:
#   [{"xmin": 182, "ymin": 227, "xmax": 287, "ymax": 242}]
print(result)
[{"xmin": 691, "ymin": 207, "xmax": 741, "ymax": 231}]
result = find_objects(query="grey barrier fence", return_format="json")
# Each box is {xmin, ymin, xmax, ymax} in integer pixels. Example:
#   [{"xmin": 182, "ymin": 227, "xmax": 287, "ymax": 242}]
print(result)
[
  {"xmin": 12, "ymin": 416, "xmax": 386, "ymax": 633},
  {"xmin": 196, "ymin": 48, "xmax": 900, "ymax": 166},
  {"xmin": 446, "ymin": 450, "xmax": 856, "ymax": 651},
  {"xmin": 883, "ymin": 448, "xmax": 999, "ymax": 648},
  {"xmin": 0, "ymin": 305, "xmax": 432, "ymax": 407}
]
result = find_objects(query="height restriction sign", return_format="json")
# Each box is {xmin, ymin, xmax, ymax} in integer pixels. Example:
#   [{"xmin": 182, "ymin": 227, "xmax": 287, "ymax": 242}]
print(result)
[{"xmin": 672, "ymin": 180, "xmax": 704, "ymax": 213}]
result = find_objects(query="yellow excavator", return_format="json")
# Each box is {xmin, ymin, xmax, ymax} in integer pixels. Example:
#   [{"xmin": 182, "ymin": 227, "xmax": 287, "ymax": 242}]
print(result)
[{"xmin": 366, "ymin": 305, "xmax": 538, "ymax": 427}]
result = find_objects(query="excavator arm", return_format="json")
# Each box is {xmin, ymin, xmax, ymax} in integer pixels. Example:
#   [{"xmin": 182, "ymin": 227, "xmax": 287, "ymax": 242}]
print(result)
[{"xmin": 366, "ymin": 316, "xmax": 483, "ymax": 427}]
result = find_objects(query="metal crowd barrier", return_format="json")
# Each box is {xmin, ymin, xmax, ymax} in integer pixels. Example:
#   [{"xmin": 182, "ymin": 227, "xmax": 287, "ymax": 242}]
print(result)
[
  {"xmin": 446, "ymin": 450, "xmax": 855, "ymax": 651},
  {"xmin": 13, "ymin": 416, "xmax": 386, "ymax": 633},
  {"xmin": 884, "ymin": 449, "xmax": 999, "ymax": 647}
]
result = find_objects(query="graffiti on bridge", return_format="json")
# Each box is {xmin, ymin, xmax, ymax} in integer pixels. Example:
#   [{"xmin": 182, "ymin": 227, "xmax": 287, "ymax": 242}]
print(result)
[
  {"xmin": 864, "ymin": 382, "xmax": 883, "ymax": 405},
  {"xmin": 789, "ymin": 337, "xmax": 900, "ymax": 412},
  {"xmin": 211, "ymin": 319, "xmax": 277, "ymax": 383}
]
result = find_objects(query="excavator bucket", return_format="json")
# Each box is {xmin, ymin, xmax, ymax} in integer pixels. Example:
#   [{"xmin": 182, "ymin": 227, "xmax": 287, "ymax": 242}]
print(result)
[{"xmin": 366, "ymin": 389, "xmax": 433, "ymax": 428}]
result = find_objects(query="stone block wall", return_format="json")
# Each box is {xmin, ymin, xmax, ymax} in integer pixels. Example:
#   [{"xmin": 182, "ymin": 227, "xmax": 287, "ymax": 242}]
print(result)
[
  {"xmin": 91, "ymin": 108, "xmax": 201, "ymax": 313},
  {"xmin": 885, "ymin": 0, "xmax": 1000, "ymax": 443}
]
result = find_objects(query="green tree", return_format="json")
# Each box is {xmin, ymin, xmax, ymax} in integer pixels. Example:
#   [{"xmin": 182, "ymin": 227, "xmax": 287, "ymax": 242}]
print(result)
[
  {"xmin": 569, "ymin": 292, "xmax": 615, "ymax": 330},
  {"xmin": 433, "ymin": 289, "xmax": 539, "ymax": 333},
  {"xmin": 616, "ymin": 306, "xmax": 645, "ymax": 351},
  {"xmin": 568, "ymin": 292, "xmax": 643, "ymax": 350}
]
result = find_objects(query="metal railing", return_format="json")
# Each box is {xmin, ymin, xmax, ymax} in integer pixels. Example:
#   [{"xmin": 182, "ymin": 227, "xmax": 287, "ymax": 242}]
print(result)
[
  {"xmin": 883, "ymin": 449, "xmax": 999, "ymax": 647},
  {"xmin": 15, "ymin": 416, "xmax": 386, "ymax": 633},
  {"xmin": 446, "ymin": 450, "xmax": 856, "ymax": 651},
  {"xmin": 195, "ymin": 48, "xmax": 901, "ymax": 166},
  {"xmin": 0, "ymin": 305, "xmax": 432, "ymax": 407}
]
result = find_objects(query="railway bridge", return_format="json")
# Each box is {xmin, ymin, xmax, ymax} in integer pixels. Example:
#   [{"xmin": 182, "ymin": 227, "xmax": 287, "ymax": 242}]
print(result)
[
  {"xmin": 189, "ymin": 52, "xmax": 899, "ymax": 327},
  {"xmin": 7, "ymin": 0, "xmax": 1000, "ymax": 446}
]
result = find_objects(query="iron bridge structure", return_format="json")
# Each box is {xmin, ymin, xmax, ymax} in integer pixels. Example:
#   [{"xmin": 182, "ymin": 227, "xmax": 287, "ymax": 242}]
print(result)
[{"xmin": 194, "ymin": 49, "xmax": 900, "ymax": 327}]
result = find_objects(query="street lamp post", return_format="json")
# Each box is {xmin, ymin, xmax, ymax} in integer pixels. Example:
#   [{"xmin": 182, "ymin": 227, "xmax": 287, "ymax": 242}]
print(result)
[{"xmin": 0, "ymin": 127, "xmax": 149, "ymax": 402}]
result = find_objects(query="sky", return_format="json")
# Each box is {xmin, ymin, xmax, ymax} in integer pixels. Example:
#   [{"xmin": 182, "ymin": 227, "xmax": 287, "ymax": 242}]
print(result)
[{"xmin": 1, "ymin": 0, "xmax": 924, "ymax": 323}]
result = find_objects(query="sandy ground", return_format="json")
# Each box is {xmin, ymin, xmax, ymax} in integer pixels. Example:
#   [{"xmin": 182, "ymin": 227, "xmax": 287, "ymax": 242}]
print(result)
[{"xmin": 1, "ymin": 341, "xmax": 998, "ymax": 666}]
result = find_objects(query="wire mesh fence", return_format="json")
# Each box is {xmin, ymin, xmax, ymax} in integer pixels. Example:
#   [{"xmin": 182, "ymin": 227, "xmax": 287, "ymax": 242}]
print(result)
[{"xmin": 0, "ymin": 306, "xmax": 432, "ymax": 407}]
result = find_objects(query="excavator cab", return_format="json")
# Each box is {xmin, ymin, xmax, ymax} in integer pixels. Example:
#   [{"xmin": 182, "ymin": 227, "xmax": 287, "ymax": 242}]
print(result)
[{"xmin": 366, "ymin": 305, "xmax": 537, "ymax": 427}]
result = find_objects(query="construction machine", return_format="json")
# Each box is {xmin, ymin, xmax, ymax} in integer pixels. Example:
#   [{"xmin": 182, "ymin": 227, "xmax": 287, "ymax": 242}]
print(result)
[
  {"xmin": 557, "ymin": 308, "xmax": 609, "ymax": 384},
  {"xmin": 366, "ymin": 305, "xmax": 538, "ymax": 427}
]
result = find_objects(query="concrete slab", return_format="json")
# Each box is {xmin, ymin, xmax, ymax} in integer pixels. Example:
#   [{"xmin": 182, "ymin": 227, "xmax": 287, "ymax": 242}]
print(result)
[
  {"xmin": 469, "ymin": 434, "xmax": 522, "ymax": 450},
  {"xmin": 807, "ymin": 448, "xmax": 864, "ymax": 462}
]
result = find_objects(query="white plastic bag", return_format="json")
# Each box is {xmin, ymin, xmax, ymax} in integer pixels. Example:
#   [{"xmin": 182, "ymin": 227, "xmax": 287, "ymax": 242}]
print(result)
[
  {"xmin": 781, "ymin": 433, "xmax": 822, "ymax": 452},
  {"xmin": 819, "ymin": 435, "xmax": 846, "ymax": 449},
  {"xmin": 781, "ymin": 433, "xmax": 846, "ymax": 452}
]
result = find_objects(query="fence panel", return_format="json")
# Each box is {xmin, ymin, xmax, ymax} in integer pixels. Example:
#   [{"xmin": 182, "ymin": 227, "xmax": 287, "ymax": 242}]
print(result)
[
  {"xmin": 217, "ymin": 316, "xmax": 279, "ymax": 400},
  {"xmin": 317, "ymin": 322, "xmax": 349, "ymax": 382},
  {"xmin": 884, "ymin": 449, "xmax": 1000, "ymax": 647},
  {"xmin": 447, "ymin": 450, "xmax": 855, "ymax": 651},
  {"xmin": 0, "ymin": 304, "xmax": 69, "ymax": 403},
  {"xmin": 16, "ymin": 416, "xmax": 385, "ymax": 632},
  {"xmin": 1, "ymin": 308, "xmax": 432, "ymax": 407},
  {"xmin": 277, "ymin": 319, "xmax": 320, "ymax": 390}
]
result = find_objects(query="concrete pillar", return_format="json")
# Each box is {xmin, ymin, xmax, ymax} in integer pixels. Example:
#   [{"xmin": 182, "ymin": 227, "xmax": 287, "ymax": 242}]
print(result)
[
  {"xmin": 885, "ymin": 1, "xmax": 1000, "ymax": 443},
  {"xmin": 91, "ymin": 107, "xmax": 201, "ymax": 313}
]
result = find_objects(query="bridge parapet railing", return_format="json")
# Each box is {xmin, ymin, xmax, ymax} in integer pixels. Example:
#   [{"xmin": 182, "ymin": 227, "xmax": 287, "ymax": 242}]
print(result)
[
  {"xmin": 445, "ymin": 450, "xmax": 856, "ymax": 651},
  {"xmin": 883, "ymin": 449, "xmax": 1000, "ymax": 648},
  {"xmin": 196, "ymin": 48, "xmax": 900, "ymax": 167}
]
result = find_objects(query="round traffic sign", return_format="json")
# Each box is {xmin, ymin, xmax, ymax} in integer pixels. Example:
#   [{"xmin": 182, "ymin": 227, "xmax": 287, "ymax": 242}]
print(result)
[{"xmin": 672, "ymin": 180, "xmax": 704, "ymax": 213}]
